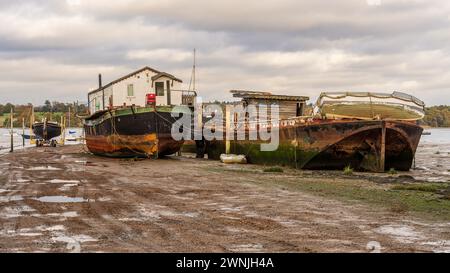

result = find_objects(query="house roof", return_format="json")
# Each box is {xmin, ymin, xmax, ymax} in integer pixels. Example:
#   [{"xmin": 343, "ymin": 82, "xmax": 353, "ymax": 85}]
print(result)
[
  {"xmin": 88, "ymin": 66, "xmax": 182, "ymax": 96},
  {"xmin": 151, "ymin": 72, "xmax": 183, "ymax": 83},
  {"xmin": 230, "ymin": 90, "xmax": 309, "ymax": 101}
]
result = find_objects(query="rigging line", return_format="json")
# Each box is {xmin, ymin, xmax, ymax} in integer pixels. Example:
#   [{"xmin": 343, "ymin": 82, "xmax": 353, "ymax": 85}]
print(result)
[{"xmin": 111, "ymin": 113, "xmax": 148, "ymax": 157}]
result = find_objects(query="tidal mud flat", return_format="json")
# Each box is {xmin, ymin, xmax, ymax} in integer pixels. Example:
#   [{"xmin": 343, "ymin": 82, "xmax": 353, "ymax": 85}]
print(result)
[{"xmin": 0, "ymin": 144, "xmax": 449, "ymax": 253}]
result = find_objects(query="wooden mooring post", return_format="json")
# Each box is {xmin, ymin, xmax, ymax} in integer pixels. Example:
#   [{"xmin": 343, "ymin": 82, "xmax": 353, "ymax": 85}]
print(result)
[
  {"xmin": 22, "ymin": 118, "xmax": 25, "ymax": 147},
  {"xmin": 225, "ymin": 105, "xmax": 231, "ymax": 154},
  {"xmin": 10, "ymin": 108, "xmax": 13, "ymax": 153}
]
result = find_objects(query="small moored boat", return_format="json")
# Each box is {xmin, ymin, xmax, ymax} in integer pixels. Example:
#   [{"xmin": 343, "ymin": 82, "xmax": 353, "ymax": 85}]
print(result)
[{"xmin": 32, "ymin": 120, "xmax": 62, "ymax": 144}]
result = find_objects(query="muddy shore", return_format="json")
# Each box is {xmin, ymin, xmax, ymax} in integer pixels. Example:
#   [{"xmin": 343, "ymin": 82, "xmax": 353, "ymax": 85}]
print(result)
[{"xmin": 0, "ymin": 144, "xmax": 449, "ymax": 252}]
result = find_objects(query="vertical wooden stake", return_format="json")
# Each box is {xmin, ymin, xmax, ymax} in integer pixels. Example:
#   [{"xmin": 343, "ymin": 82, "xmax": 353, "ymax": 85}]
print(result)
[
  {"xmin": 380, "ymin": 121, "xmax": 386, "ymax": 172},
  {"xmin": 22, "ymin": 117, "xmax": 25, "ymax": 147},
  {"xmin": 225, "ymin": 105, "xmax": 231, "ymax": 154},
  {"xmin": 60, "ymin": 116, "xmax": 65, "ymax": 145},
  {"xmin": 10, "ymin": 108, "xmax": 13, "ymax": 153},
  {"xmin": 68, "ymin": 106, "xmax": 71, "ymax": 128},
  {"xmin": 30, "ymin": 105, "xmax": 35, "ymax": 145}
]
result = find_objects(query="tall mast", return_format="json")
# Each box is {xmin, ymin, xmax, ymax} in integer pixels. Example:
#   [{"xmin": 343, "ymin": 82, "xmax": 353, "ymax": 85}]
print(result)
[{"xmin": 193, "ymin": 48, "xmax": 196, "ymax": 91}]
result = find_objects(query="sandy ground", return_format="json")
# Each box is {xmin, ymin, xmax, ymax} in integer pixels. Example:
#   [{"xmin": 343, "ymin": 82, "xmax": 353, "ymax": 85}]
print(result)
[{"xmin": 0, "ymin": 144, "xmax": 449, "ymax": 253}]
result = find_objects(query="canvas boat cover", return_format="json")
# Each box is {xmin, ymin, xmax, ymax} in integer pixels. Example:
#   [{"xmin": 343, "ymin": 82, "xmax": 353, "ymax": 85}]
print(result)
[{"xmin": 315, "ymin": 91, "xmax": 425, "ymax": 121}]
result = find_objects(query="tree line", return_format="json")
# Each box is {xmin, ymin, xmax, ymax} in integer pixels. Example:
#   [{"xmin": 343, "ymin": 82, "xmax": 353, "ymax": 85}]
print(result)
[
  {"xmin": 420, "ymin": 105, "xmax": 450, "ymax": 127},
  {"xmin": 1, "ymin": 100, "xmax": 88, "ymax": 128},
  {"xmin": 1, "ymin": 100, "xmax": 449, "ymax": 128},
  {"xmin": 0, "ymin": 100, "xmax": 87, "ymax": 114}
]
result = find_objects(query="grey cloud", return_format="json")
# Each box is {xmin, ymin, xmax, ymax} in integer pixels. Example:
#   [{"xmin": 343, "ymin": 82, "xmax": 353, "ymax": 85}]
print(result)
[{"xmin": 0, "ymin": 0, "xmax": 449, "ymax": 106}]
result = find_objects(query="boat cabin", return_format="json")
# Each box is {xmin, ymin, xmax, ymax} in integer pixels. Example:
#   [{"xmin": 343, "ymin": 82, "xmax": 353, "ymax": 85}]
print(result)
[
  {"xmin": 88, "ymin": 66, "xmax": 186, "ymax": 114},
  {"xmin": 230, "ymin": 90, "xmax": 309, "ymax": 120}
]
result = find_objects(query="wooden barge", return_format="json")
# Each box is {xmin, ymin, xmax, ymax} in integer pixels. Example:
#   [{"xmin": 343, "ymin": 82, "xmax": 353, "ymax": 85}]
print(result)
[
  {"xmin": 83, "ymin": 106, "xmax": 187, "ymax": 158},
  {"xmin": 194, "ymin": 90, "xmax": 425, "ymax": 172}
]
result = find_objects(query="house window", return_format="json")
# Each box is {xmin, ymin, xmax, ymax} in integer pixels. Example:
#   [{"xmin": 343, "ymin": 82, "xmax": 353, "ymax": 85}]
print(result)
[
  {"xmin": 95, "ymin": 98, "xmax": 100, "ymax": 111},
  {"xmin": 155, "ymin": 82, "xmax": 164, "ymax": 96},
  {"xmin": 127, "ymin": 84, "xmax": 134, "ymax": 97}
]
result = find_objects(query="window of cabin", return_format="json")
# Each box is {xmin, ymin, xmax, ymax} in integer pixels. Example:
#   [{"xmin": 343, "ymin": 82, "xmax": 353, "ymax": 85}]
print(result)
[
  {"xmin": 155, "ymin": 82, "xmax": 164, "ymax": 96},
  {"xmin": 95, "ymin": 98, "xmax": 100, "ymax": 111},
  {"xmin": 296, "ymin": 102, "xmax": 304, "ymax": 116},
  {"xmin": 127, "ymin": 84, "xmax": 134, "ymax": 97}
]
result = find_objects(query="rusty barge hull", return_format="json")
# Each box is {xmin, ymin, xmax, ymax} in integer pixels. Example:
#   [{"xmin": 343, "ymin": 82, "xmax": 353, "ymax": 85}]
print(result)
[
  {"xmin": 83, "ymin": 106, "xmax": 184, "ymax": 158},
  {"xmin": 205, "ymin": 120, "xmax": 423, "ymax": 172}
]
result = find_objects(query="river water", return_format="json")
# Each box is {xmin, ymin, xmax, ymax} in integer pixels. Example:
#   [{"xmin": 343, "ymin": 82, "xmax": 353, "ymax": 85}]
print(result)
[
  {"xmin": 0, "ymin": 127, "xmax": 83, "ymax": 153},
  {"xmin": 411, "ymin": 128, "xmax": 450, "ymax": 182},
  {"xmin": 0, "ymin": 127, "xmax": 449, "ymax": 182}
]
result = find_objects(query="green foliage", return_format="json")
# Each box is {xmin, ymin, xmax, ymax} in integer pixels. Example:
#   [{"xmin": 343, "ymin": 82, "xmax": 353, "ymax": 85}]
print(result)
[
  {"xmin": 391, "ymin": 183, "xmax": 449, "ymax": 193},
  {"xmin": 388, "ymin": 168, "xmax": 397, "ymax": 175},
  {"xmin": 0, "ymin": 101, "xmax": 87, "ymax": 128},
  {"xmin": 420, "ymin": 105, "xmax": 450, "ymax": 127},
  {"xmin": 343, "ymin": 165, "xmax": 353, "ymax": 175}
]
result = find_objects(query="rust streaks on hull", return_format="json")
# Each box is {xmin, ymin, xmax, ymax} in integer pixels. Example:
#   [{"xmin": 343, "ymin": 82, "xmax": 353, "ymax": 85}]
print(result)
[
  {"xmin": 204, "ymin": 119, "xmax": 423, "ymax": 172},
  {"xmin": 85, "ymin": 133, "xmax": 158, "ymax": 158}
]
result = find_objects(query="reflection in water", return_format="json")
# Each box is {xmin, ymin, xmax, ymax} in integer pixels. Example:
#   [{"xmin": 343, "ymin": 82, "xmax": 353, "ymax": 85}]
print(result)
[{"xmin": 33, "ymin": 196, "xmax": 89, "ymax": 203}]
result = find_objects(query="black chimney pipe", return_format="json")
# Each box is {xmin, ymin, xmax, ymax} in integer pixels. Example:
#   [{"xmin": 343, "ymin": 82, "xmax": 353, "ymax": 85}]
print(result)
[{"xmin": 99, "ymin": 74, "xmax": 105, "ymax": 110}]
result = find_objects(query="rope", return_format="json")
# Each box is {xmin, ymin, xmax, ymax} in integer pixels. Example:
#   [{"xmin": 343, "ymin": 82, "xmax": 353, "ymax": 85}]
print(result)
[{"xmin": 108, "ymin": 108, "xmax": 153, "ymax": 157}]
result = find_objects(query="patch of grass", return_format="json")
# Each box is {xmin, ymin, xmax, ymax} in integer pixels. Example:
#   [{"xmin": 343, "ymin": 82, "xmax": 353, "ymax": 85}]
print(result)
[
  {"xmin": 388, "ymin": 168, "xmax": 397, "ymax": 175},
  {"xmin": 391, "ymin": 183, "xmax": 448, "ymax": 193},
  {"xmin": 343, "ymin": 165, "xmax": 353, "ymax": 175},
  {"xmin": 203, "ymin": 163, "xmax": 450, "ymax": 221},
  {"xmin": 389, "ymin": 201, "xmax": 409, "ymax": 214},
  {"xmin": 263, "ymin": 167, "xmax": 284, "ymax": 173},
  {"xmin": 249, "ymin": 177, "xmax": 450, "ymax": 221}
]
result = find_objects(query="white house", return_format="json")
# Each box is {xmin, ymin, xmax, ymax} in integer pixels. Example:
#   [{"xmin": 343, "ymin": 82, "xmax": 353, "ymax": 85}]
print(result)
[{"xmin": 88, "ymin": 66, "xmax": 183, "ymax": 114}]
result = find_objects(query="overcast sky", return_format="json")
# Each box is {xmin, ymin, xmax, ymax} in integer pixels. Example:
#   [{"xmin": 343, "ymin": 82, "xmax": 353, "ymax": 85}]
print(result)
[{"xmin": 0, "ymin": 0, "xmax": 449, "ymax": 105}]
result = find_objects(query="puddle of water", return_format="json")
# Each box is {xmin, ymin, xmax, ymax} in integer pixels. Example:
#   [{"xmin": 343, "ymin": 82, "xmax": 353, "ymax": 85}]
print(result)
[
  {"xmin": 16, "ymin": 179, "xmax": 31, "ymax": 183},
  {"xmin": 0, "ymin": 205, "xmax": 36, "ymax": 218},
  {"xmin": 60, "ymin": 211, "xmax": 78, "ymax": 217},
  {"xmin": 13, "ymin": 225, "xmax": 65, "ymax": 237},
  {"xmin": 220, "ymin": 206, "xmax": 242, "ymax": 212},
  {"xmin": 27, "ymin": 166, "xmax": 62, "ymax": 171},
  {"xmin": 32, "ymin": 211, "xmax": 79, "ymax": 218},
  {"xmin": 17, "ymin": 232, "xmax": 43, "ymax": 237},
  {"xmin": 48, "ymin": 179, "xmax": 80, "ymax": 184},
  {"xmin": 58, "ymin": 184, "xmax": 78, "ymax": 191},
  {"xmin": 32, "ymin": 196, "xmax": 89, "ymax": 203},
  {"xmin": 52, "ymin": 234, "xmax": 97, "ymax": 243},
  {"xmin": 0, "ymin": 195, "xmax": 24, "ymax": 202},
  {"xmin": 374, "ymin": 225, "xmax": 424, "ymax": 244},
  {"xmin": 119, "ymin": 217, "xmax": 144, "ymax": 222},
  {"xmin": 421, "ymin": 241, "xmax": 450, "ymax": 253},
  {"xmin": 228, "ymin": 243, "xmax": 264, "ymax": 252},
  {"xmin": 45, "ymin": 225, "xmax": 66, "ymax": 231}
]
